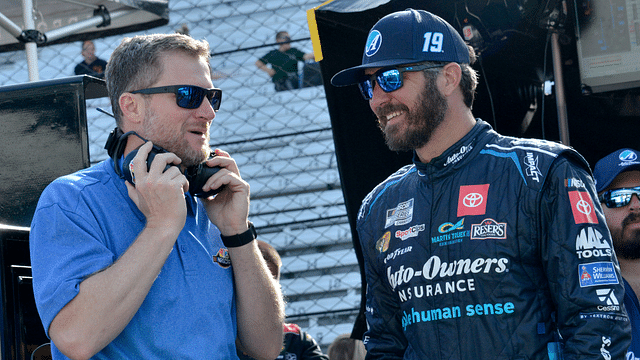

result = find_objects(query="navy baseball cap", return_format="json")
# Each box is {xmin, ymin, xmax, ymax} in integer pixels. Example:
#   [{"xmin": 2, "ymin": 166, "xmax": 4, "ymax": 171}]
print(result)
[
  {"xmin": 593, "ymin": 148, "xmax": 640, "ymax": 193},
  {"xmin": 331, "ymin": 8, "xmax": 470, "ymax": 87}
]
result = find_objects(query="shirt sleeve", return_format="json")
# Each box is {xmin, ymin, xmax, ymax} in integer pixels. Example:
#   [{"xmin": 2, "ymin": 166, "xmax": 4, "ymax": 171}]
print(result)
[
  {"xmin": 291, "ymin": 48, "xmax": 305, "ymax": 61},
  {"xmin": 29, "ymin": 183, "xmax": 117, "ymax": 336},
  {"xmin": 539, "ymin": 154, "xmax": 632, "ymax": 360},
  {"xmin": 357, "ymin": 224, "xmax": 407, "ymax": 359}
]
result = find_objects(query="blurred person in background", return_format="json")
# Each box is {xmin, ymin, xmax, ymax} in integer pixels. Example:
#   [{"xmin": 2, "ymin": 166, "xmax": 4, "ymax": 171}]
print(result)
[
  {"xmin": 237, "ymin": 240, "xmax": 329, "ymax": 360},
  {"xmin": 327, "ymin": 333, "xmax": 366, "ymax": 360},
  {"xmin": 74, "ymin": 40, "xmax": 107, "ymax": 78},
  {"xmin": 255, "ymin": 31, "xmax": 314, "ymax": 91}
]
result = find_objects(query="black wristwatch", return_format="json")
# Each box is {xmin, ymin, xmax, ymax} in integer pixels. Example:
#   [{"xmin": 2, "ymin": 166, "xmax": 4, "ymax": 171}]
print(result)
[{"xmin": 220, "ymin": 221, "xmax": 256, "ymax": 248}]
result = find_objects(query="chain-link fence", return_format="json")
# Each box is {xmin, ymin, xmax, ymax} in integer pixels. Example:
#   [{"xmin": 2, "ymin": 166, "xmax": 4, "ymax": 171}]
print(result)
[{"xmin": 0, "ymin": 0, "xmax": 361, "ymax": 352}]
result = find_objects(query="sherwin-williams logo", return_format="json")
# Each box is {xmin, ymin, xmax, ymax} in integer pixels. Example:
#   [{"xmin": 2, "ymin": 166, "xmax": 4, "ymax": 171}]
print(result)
[
  {"xmin": 471, "ymin": 218, "xmax": 506, "ymax": 240},
  {"xmin": 575, "ymin": 227, "xmax": 611, "ymax": 259},
  {"xmin": 568, "ymin": 191, "xmax": 598, "ymax": 224},
  {"xmin": 457, "ymin": 184, "xmax": 490, "ymax": 217},
  {"xmin": 365, "ymin": 30, "xmax": 382, "ymax": 57},
  {"xmin": 385, "ymin": 198, "xmax": 414, "ymax": 228},
  {"xmin": 578, "ymin": 261, "xmax": 619, "ymax": 287}
]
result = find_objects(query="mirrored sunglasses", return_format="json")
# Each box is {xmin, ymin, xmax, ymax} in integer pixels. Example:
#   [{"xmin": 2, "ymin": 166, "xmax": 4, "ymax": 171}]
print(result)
[
  {"xmin": 599, "ymin": 186, "xmax": 640, "ymax": 208},
  {"xmin": 357, "ymin": 63, "xmax": 444, "ymax": 100},
  {"xmin": 131, "ymin": 85, "xmax": 222, "ymax": 111}
]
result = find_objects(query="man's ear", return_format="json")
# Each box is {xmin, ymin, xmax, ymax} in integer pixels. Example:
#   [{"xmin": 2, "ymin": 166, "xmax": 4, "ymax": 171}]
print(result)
[
  {"xmin": 119, "ymin": 92, "xmax": 145, "ymax": 125},
  {"xmin": 441, "ymin": 62, "xmax": 462, "ymax": 96}
]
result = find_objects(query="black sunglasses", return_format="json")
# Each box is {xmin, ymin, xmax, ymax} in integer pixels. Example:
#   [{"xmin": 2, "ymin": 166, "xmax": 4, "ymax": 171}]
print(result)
[
  {"xmin": 131, "ymin": 85, "xmax": 222, "ymax": 111},
  {"xmin": 599, "ymin": 186, "xmax": 640, "ymax": 208},
  {"xmin": 358, "ymin": 63, "xmax": 444, "ymax": 100}
]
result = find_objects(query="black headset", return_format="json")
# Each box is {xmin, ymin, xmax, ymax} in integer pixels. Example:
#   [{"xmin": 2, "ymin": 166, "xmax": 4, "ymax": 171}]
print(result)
[{"xmin": 104, "ymin": 127, "xmax": 222, "ymax": 198}]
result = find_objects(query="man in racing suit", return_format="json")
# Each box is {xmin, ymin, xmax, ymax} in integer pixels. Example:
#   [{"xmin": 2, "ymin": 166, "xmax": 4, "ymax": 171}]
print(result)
[{"xmin": 330, "ymin": 8, "xmax": 631, "ymax": 359}]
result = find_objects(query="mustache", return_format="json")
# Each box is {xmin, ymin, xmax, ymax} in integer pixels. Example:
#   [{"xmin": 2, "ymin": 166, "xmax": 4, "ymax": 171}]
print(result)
[{"xmin": 622, "ymin": 212, "xmax": 640, "ymax": 228}]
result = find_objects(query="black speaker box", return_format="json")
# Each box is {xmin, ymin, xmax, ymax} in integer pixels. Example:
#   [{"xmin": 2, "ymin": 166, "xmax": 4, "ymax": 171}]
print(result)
[{"xmin": 0, "ymin": 75, "xmax": 107, "ymax": 227}]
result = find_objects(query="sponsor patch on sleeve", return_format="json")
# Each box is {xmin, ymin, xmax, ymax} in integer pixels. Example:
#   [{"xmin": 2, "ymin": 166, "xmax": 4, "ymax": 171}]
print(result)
[
  {"xmin": 568, "ymin": 191, "xmax": 599, "ymax": 224},
  {"xmin": 578, "ymin": 261, "xmax": 619, "ymax": 287}
]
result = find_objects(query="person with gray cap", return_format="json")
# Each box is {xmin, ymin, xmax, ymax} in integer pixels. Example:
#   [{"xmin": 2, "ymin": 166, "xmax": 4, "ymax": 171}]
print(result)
[
  {"xmin": 594, "ymin": 148, "xmax": 640, "ymax": 360},
  {"xmin": 331, "ymin": 8, "xmax": 631, "ymax": 359}
]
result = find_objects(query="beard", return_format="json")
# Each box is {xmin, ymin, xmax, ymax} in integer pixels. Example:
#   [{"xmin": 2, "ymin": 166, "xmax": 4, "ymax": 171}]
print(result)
[
  {"xmin": 142, "ymin": 107, "xmax": 211, "ymax": 168},
  {"xmin": 611, "ymin": 212, "xmax": 640, "ymax": 260},
  {"xmin": 374, "ymin": 74, "xmax": 448, "ymax": 152}
]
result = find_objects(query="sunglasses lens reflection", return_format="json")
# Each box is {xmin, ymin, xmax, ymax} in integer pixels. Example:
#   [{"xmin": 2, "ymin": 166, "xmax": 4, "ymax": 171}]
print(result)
[{"xmin": 378, "ymin": 69, "xmax": 403, "ymax": 92}]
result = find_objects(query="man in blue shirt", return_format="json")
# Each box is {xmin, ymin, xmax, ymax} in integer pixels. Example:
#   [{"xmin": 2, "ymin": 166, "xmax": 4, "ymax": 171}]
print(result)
[
  {"xmin": 594, "ymin": 148, "xmax": 640, "ymax": 360},
  {"xmin": 30, "ymin": 33, "xmax": 284, "ymax": 359}
]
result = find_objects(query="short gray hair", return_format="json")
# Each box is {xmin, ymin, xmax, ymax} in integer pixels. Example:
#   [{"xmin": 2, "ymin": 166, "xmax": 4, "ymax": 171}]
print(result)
[{"xmin": 105, "ymin": 33, "xmax": 211, "ymax": 126}]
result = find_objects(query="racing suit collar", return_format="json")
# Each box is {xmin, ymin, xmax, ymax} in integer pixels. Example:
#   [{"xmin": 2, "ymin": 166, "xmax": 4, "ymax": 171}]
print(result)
[{"xmin": 413, "ymin": 120, "xmax": 492, "ymax": 179}]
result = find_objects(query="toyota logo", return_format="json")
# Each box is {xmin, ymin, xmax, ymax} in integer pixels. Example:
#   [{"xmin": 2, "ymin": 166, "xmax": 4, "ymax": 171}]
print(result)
[
  {"xmin": 463, "ymin": 193, "xmax": 484, "ymax": 208},
  {"xmin": 576, "ymin": 199, "xmax": 592, "ymax": 215}
]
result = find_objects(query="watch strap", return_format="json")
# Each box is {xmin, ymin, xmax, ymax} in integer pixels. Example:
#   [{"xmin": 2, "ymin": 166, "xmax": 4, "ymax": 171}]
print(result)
[{"xmin": 220, "ymin": 221, "xmax": 256, "ymax": 248}]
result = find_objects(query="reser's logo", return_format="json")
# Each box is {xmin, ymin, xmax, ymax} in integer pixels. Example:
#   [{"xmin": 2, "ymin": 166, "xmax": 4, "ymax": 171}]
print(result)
[{"xmin": 470, "ymin": 218, "xmax": 506, "ymax": 240}]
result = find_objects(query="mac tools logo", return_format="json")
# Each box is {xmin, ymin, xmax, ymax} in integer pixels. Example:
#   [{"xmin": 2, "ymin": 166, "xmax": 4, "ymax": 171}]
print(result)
[
  {"xmin": 365, "ymin": 30, "xmax": 382, "ymax": 57},
  {"xmin": 575, "ymin": 227, "xmax": 612, "ymax": 259}
]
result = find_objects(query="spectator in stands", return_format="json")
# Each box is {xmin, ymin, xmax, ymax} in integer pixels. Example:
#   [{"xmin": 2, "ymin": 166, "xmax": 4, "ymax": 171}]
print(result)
[
  {"xmin": 327, "ymin": 333, "xmax": 366, "ymax": 360},
  {"xmin": 237, "ymin": 240, "xmax": 329, "ymax": 360},
  {"xmin": 593, "ymin": 148, "xmax": 640, "ymax": 360},
  {"xmin": 330, "ymin": 8, "xmax": 631, "ymax": 359},
  {"xmin": 256, "ymin": 31, "xmax": 314, "ymax": 91},
  {"xmin": 74, "ymin": 40, "xmax": 107, "ymax": 78},
  {"xmin": 30, "ymin": 33, "xmax": 284, "ymax": 360}
]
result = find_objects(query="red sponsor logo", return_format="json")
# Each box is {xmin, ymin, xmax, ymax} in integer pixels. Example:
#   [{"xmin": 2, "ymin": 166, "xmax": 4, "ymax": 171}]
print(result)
[
  {"xmin": 457, "ymin": 184, "xmax": 490, "ymax": 217},
  {"xmin": 568, "ymin": 191, "xmax": 598, "ymax": 224}
]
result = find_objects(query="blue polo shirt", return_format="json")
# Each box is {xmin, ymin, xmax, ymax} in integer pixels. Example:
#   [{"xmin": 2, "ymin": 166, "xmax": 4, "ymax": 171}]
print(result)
[{"xmin": 30, "ymin": 159, "xmax": 238, "ymax": 359}]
